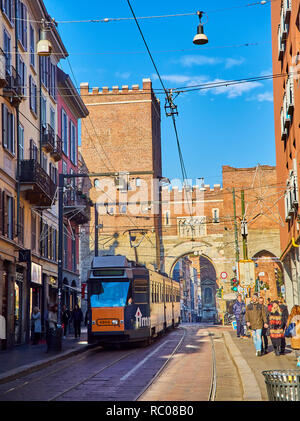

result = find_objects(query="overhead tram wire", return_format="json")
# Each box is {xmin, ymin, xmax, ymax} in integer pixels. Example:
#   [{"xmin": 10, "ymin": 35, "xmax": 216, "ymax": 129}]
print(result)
[
  {"xmin": 19, "ymin": 1, "xmax": 275, "ymax": 25},
  {"xmin": 125, "ymin": 0, "xmax": 196, "ymax": 235}
]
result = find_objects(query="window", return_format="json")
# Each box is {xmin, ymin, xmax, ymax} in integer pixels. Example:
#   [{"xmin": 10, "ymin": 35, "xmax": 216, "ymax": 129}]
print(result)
[
  {"xmin": 69, "ymin": 120, "xmax": 76, "ymax": 164},
  {"xmin": 31, "ymin": 211, "xmax": 36, "ymax": 251},
  {"xmin": 18, "ymin": 124, "xmax": 24, "ymax": 160},
  {"xmin": 29, "ymin": 76, "xmax": 37, "ymax": 114},
  {"xmin": 18, "ymin": 56, "xmax": 26, "ymax": 95},
  {"xmin": 50, "ymin": 107, "xmax": 55, "ymax": 131},
  {"xmin": 29, "ymin": 25, "xmax": 35, "ymax": 68},
  {"xmin": 41, "ymin": 95, "xmax": 47, "ymax": 129},
  {"xmin": 49, "ymin": 62, "xmax": 56, "ymax": 99},
  {"xmin": 119, "ymin": 204, "xmax": 127, "ymax": 214},
  {"xmin": 41, "ymin": 153, "xmax": 47, "ymax": 172},
  {"xmin": 3, "ymin": 30, "xmax": 11, "ymax": 73},
  {"xmin": 164, "ymin": 211, "xmax": 170, "ymax": 226},
  {"xmin": 53, "ymin": 230, "xmax": 57, "ymax": 261},
  {"xmin": 19, "ymin": 206, "xmax": 24, "ymax": 244},
  {"xmin": 40, "ymin": 56, "xmax": 48, "ymax": 88},
  {"xmin": 2, "ymin": 0, "xmax": 13, "ymax": 23},
  {"xmin": 212, "ymin": 208, "xmax": 220, "ymax": 223},
  {"xmin": 61, "ymin": 108, "xmax": 68, "ymax": 155},
  {"xmin": 2, "ymin": 193, "xmax": 14, "ymax": 240},
  {"xmin": 16, "ymin": 1, "xmax": 27, "ymax": 51},
  {"xmin": 30, "ymin": 139, "xmax": 38, "ymax": 161},
  {"xmin": 2, "ymin": 104, "xmax": 15, "ymax": 154}
]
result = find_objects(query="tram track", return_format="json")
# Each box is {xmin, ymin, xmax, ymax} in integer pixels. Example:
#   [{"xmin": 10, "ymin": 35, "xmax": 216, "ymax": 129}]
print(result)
[
  {"xmin": 134, "ymin": 326, "xmax": 186, "ymax": 401},
  {"xmin": 207, "ymin": 329, "xmax": 217, "ymax": 401},
  {"xmin": 49, "ymin": 328, "xmax": 186, "ymax": 402}
]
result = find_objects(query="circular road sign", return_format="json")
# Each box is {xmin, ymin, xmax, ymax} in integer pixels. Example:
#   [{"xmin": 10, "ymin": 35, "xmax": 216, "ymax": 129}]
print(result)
[{"xmin": 220, "ymin": 272, "xmax": 228, "ymax": 280}]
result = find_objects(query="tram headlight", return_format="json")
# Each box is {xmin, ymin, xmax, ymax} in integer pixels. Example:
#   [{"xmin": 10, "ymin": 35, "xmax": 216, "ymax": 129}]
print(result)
[{"xmin": 112, "ymin": 319, "xmax": 119, "ymax": 325}]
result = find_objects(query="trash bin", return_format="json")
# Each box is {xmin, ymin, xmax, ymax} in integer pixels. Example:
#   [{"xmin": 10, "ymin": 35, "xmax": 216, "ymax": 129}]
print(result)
[
  {"xmin": 262, "ymin": 370, "xmax": 300, "ymax": 401},
  {"xmin": 46, "ymin": 327, "xmax": 63, "ymax": 352}
]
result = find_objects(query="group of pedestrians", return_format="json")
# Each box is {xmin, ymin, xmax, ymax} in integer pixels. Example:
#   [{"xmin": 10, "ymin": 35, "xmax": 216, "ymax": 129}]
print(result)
[
  {"xmin": 31, "ymin": 303, "xmax": 85, "ymax": 345},
  {"xmin": 233, "ymin": 293, "xmax": 300, "ymax": 365}
]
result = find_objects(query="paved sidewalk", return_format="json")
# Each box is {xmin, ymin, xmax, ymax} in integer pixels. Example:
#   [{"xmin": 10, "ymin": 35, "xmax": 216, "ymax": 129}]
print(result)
[
  {"xmin": 0, "ymin": 328, "xmax": 91, "ymax": 384},
  {"xmin": 224, "ymin": 328, "xmax": 298, "ymax": 401}
]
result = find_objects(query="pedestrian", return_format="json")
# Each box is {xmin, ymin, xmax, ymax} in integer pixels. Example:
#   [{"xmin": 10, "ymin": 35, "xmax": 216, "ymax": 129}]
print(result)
[
  {"xmin": 269, "ymin": 300, "xmax": 286, "ymax": 356},
  {"xmin": 61, "ymin": 305, "xmax": 71, "ymax": 338},
  {"xmin": 71, "ymin": 304, "xmax": 83, "ymax": 339},
  {"xmin": 267, "ymin": 298, "xmax": 273, "ymax": 313},
  {"xmin": 279, "ymin": 298, "xmax": 289, "ymax": 354},
  {"xmin": 259, "ymin": 297, "xmax": 269, "ymax": 355},
  {"xmin": 233, "ymin": 294, "xmax": 246, "ymax": 338},
  {"xmin": 285, "ymin": 305, "xmax": 300, "ymax": 366},
  {"xmin": 31, "ymin": 307, "xmax": 42, "ymax": 345},
  {"xmin": 245, "ymin": 293, "xmax": 268, "ymax": 356},
  {"xmin": 48, "ymin": 304, "xmax": 58, "ymax": 330}
]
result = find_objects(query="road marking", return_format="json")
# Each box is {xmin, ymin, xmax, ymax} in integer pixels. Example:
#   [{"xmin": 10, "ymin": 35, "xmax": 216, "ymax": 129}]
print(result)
[{"xmin": 120, "ymin": 340, "xmax": 171, "ymax": 382}]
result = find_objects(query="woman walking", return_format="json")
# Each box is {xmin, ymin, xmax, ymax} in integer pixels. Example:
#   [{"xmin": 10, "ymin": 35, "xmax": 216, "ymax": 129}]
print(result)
[
  {"xmin": 285, "ymin": 305, "xmax": 300, "ymax": 366},
  {"xmin": 269, "ymin": 301, "xmax": 286, "ymax": 356},
  {"xmin": 71, "ymin": 304, "xmax": 83, "ymax": 339},
  {"xmin": 31, "ymin": 307, "xmax": 42, "ymax": 345}
]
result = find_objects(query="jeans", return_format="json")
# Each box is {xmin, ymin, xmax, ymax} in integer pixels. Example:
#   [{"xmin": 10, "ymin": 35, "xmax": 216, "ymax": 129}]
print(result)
[
  {"xmin": 251, "ymin": 329, "xmax": 262, "ymax": 351},
  {"xmin": 261, "ymin": 328, "xmax": 268, "ymax": 351},
  {"xmin": 236, "ymin": 316, "xmax": 244, "ymax": 337}
]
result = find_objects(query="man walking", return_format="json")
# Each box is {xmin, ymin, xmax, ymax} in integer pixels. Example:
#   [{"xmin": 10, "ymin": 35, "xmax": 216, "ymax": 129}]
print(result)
[
  {"xmin": 279, "ymin": 298, "xmax": 289, "ymax": 354},
  {"xmin": 233, "ymin": 294, "xmax": 246, "ymax": 338},
  {"xmin": 245, "ymin": 293, "xmax": 268, "ymax": 356},
  {"xmin": 259, "ymin": 296, "xmax": 269, "ymax": 354}
]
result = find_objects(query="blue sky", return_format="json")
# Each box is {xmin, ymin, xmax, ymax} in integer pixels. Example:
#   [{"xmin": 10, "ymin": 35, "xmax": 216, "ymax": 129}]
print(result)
[{"xmin": 44, "ymin": 0, "xmax": 275, "ymax": 186}]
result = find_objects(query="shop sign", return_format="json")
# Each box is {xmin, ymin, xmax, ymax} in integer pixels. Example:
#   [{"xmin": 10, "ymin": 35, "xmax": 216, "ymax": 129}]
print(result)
[
  {"xmin": 49, "ymin": 276, "xmax": 58, "ymax": 288},
  {"xmin": 16, "ymin": 272, "xmax": 24, "ymax": 282},
  {"xmin": 31, "ymin": 262, "xmax": 42, "ymax": 285}
]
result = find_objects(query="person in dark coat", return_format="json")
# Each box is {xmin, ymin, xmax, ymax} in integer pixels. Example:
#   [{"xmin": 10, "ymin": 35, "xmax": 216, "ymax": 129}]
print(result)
[
  {"xmin": 245, "ymin": 293, "xmax": 268, "ymax": 356},
  {"xmin": 71, "ymin": 304, "xmax": 83, "ymax": 339},
  {"xmin": 233, "ymin": 294, "xmax": 246, "ymax": 338},
  {"xmin": 269, "ymin": 300, "xmax": 286, "ymax": 356},
  {"xmin": 61, "ymin": 305, "xmax": 71, "ymax": 338},
  {"xmin": 279, "ymin": 298, "xmax": 289, "ymax": 354},
  {"xmin": 259, "ymin": 296, "xmax": 269, "ymax": 354}
]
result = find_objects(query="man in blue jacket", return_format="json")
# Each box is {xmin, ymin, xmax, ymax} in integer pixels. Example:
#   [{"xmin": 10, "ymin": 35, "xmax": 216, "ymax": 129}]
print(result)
[{"xmin": 233, "ymin": 294, "xmax": 246, "ymax": 338}]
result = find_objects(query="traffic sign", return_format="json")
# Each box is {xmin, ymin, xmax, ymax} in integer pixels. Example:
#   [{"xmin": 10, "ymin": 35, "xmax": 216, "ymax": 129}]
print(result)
[
  {"xmin": 220, "ymin": 272, "xmax": 228, "ymax": 280},
  {"xmin": 238, "ymin": 260, "xmax": 255, "ymax": 288}
]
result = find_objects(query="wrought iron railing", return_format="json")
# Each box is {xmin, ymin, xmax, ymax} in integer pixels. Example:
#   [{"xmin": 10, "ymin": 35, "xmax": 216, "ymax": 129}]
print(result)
[{"xmin": 20, "ymin": 159, "xmax": 56, "ymax": 202}]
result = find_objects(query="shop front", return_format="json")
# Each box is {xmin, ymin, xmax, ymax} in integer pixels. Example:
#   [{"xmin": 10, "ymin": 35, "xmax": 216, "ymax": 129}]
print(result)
[
  {"xmin": 30, "ymin": 262, "xmax": 42, "ymax": 342},
  {"xmin": 14, "ymin": 268, "xmax": 25, "ymax": 345}
]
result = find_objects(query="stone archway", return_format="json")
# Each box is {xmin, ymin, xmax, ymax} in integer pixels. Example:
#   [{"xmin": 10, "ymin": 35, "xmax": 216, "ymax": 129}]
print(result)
[{"xmin": 252, "ymin": 250, "xmax": 283, "ymax": 300}]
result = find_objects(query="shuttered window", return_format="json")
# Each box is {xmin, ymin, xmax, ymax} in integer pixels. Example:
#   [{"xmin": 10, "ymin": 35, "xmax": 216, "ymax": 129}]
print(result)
[{"xmin": 2, "ymin": 103, "xmax": 15, "ymax": 154}]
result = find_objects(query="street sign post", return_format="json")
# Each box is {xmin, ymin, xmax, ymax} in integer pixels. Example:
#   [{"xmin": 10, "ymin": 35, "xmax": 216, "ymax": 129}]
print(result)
[{"xmin": 238, "ymin": 260, "xmax": 255, "ymax": 289}]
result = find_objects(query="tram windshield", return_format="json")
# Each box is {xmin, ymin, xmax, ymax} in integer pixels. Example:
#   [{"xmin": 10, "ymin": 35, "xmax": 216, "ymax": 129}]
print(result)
[{"xmin": 90, "ymin": 281, "xmax": 130, "ymax": 308}]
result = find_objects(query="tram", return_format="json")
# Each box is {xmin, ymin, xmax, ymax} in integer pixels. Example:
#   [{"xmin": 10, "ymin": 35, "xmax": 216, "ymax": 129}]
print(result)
[{"xmin": 86, "ymin": 255, "xmax": 181, "ymax": 345}]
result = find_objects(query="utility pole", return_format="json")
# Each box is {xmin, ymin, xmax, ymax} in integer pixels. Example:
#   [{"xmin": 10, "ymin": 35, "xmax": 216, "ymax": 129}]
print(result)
[
  {"xmin": 232, "ymin": 188, "xmax": 240, "ymax": 263},
  {"xmin": 241, "ymin": 189, "xmax": 248, "ymax": 260}
]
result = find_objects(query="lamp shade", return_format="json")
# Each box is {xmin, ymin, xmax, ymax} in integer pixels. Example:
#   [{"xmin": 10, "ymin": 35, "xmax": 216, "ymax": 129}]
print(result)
[{"xmin": 193, "ymin": 23, "xmax": 208, "ymax": 45}]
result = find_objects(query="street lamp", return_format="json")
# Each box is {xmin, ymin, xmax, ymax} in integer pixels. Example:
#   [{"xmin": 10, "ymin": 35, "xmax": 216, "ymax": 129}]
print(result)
[
  {"xmin": 37, "ymin": 19, "xmax": 53, "ymax": 57},
  {"xmin": 193, "ymin": 11, "xmax": 208, "ymax": 45}
]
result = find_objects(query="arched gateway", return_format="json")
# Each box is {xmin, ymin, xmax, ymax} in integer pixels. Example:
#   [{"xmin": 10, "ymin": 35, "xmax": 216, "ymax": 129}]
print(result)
[{"xmin": 168, "ymin": 242, "xmax": 218, "ymax": 323}]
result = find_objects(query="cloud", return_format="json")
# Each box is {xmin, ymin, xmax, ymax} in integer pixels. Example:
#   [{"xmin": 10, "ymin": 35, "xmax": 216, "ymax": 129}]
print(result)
[
  {"xmin": 225, "ymin": 58, "xmax": 245, "ymax": 69},
  {"xmin": 247, "ymin": 91, "xmax": 273, "ymax": 102},
  {"xmin": 176, "ymin": 55, "xmax": 245, "ymax": 69},
  {"xmin": 207, "ymin": 79, "xmax": 262, "ymax": 98},
  {"xmin": 115, "ymin": 71, "xmax": 131, "ymax": 79},
  {"xmin": 151, "ymin": 73, "xmax": 207, "ymax": 86}
]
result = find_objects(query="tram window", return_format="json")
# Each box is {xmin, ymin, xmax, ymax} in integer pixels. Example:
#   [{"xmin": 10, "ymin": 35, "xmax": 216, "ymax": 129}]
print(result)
[
  {"xmin": 90, "ymin": 281, "xmax": 129, "ymax": 307},
  {"xmin": 134, "ymin": 280, "xmax": 148, "ymax": 304}
]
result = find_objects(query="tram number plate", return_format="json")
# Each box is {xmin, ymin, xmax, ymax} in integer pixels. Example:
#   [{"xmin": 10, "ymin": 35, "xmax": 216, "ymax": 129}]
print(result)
[{"xmin": 97, "ymin": 319, "xmax": 117, "ymax": 326}]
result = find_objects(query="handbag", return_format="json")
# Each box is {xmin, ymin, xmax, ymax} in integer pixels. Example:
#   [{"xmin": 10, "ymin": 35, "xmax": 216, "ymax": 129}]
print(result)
[{"xmin": 285, "ymin": 322, "xmax": 296, "ymax": 338}]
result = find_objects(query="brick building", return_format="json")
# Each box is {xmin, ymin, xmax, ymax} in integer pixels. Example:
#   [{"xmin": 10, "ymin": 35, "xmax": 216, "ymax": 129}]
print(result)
[
  {"xmin": 79, "ymin": 77, "xmax": 283, "ymax": 321},
  {"xmin": 79, "ymin": 79, "xmax": 163, "ymax": 286},
  {"xmin": 271, "ymin": 0, "xmax": 300, "ymax": 310}
]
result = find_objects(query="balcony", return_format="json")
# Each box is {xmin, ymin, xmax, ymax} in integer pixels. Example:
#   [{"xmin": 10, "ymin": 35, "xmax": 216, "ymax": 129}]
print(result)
[
  {"xmin": 283, "ymin": 0, "xmax": 291, "ymax": 24},
  {"xmin": 19, "ymin": 159, "xmax": 56, "ymax": 207},
  {"xmin": 63, "ymin": 189, "xmax": 91, "ymax": 224},
  {"xmin": 41, "ymin": 124, "xmax": 55, "ymax": 153},
  {"xmin": 0, "ymin": 48, "xmax": 7, "ymax": 88},
  {"xmin": 50, "ymin": 135, "xmax": 63, "ymax": 162},
  {"xmin": 3, "ymin": 65, "xmax": 23, "ymax": 106}
]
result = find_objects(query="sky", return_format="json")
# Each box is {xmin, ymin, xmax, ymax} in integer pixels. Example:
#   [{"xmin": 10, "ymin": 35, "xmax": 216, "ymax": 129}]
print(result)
[{"xmin": 44, "ymin": 0, "xmax": 276, "ymax": 187}]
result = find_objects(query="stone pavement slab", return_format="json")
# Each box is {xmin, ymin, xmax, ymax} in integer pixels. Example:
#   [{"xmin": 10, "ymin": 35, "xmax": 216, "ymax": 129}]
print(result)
[
  {"xmin": 227, "ymin": 329, "xmax": 298, "ymax": 401},
  {"xmin": 0, "ymin": 328, "xmax": 91, "ymax": 384},
  {"xmin": 139, "ymin": 325, "xmax": 212, "ymax": 401}
]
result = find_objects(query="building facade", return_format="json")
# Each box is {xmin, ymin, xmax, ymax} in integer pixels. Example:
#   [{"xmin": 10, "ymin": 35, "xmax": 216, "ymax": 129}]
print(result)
[
  {"xmin": 57, "ymin": 67, "xmax": 89, "ymax": 311},
  {"xmin": 271, "ymin": 0, "xmax": 300, "ymax": 310},
  {"xmin": 0, "ymin": 1, "xmax": 93, "ymax": 349}
]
